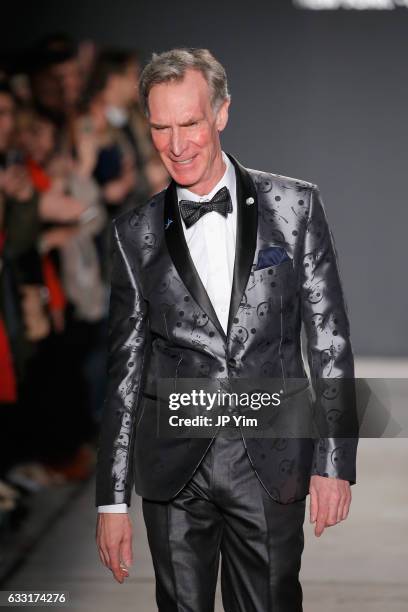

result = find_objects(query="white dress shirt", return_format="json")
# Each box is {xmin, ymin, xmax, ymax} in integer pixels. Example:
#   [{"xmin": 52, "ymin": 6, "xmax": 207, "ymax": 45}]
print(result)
[
  {"xmin": 176, "ymin": 150, "xmax": 237, "ymax": 333},
  {"xmin": 98, "ymin": 151, "xmax": 237, "ymax": 513}
]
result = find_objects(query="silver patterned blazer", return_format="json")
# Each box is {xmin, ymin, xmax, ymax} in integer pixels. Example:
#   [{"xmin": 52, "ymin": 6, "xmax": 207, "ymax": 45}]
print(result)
[{"xmin": 95, "ymin": 153, "xmax": 358, "ymax": 506}]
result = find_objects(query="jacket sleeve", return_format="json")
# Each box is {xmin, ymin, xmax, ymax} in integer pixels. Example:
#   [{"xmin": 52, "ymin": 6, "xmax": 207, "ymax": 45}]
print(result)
[
  {"xmin": 300, "ymin": 184, "xmax": 359, "ymax": 485},
  {"xmin": 95, "ymin": 219, "xmax": 149, "ymax": 506}
]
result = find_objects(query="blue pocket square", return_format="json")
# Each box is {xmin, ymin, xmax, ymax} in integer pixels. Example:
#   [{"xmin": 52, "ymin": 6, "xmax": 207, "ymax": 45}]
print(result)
[{"xmin": 255, "ymin": 246, "xmax": 291, "ymax": 270}]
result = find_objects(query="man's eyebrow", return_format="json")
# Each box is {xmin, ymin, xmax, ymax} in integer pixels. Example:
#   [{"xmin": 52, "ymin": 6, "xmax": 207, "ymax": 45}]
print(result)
[
  {"xmin": 149, "ymin": 117, "xmax": 202, "ymax": 129},
  {"xmin": 179, "ymin": 116, "xmax": 201, "ymax": 126}
]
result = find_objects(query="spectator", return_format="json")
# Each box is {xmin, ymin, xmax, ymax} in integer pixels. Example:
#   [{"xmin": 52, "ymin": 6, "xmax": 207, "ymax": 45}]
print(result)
[
  {"xmin": 86, "ymin": 48, "xmax": 168, "ymax": 213},
  {"xmin": 0, "ymin": 35, "xmax": 169, "ymax": 544}
]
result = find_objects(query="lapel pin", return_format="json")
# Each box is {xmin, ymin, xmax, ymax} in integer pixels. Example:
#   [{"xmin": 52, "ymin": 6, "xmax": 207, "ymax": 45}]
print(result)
[
  {"xmin": 165, "ymin": 218, "xmax": 173, "ymax": 230},
  {"xmin": 246, "ymin": 197, "xmax": 255, "ymax": 205}
]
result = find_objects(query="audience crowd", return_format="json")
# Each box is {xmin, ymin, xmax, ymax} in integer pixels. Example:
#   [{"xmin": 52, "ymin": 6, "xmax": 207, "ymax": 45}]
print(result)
[{"xmin": 0, "ymin": 34, "xmax": 168, "ymax": 538}]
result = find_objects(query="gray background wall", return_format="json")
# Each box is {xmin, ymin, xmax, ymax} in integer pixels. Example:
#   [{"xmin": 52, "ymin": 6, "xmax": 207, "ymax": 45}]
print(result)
[{"xmin": 2, "ymin": 0, "xmax": 407, "ymax": 355}]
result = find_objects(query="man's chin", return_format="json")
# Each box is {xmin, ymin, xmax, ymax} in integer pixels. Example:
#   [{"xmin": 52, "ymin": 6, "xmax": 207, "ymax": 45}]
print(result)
[{"xmin": 169, "ymin": 170, "xmax": 201, "ymax": 188}]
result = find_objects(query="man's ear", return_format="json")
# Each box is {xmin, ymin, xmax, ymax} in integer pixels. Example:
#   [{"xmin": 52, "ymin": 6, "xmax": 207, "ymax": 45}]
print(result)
[{"xmin": 215, "ymin": 98, "xmax": 230, "ymax": 133}]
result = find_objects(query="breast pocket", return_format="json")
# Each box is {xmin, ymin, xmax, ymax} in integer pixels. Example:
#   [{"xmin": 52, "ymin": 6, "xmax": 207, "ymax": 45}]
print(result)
[
  {"xmin": 253, "ymin": 258, "xmax": 293, "ymax": 280},
  {"xmin": 251, "ymin": 258, "xmax": 297, "ymax": 304}
]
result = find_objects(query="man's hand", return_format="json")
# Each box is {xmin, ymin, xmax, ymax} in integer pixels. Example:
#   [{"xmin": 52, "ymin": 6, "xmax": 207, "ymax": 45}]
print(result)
[
  {"xmin": 38, "ymin": 190, "xmax": 85, "ymax": 223},
  {"xmin": 0, "ymin": 165, "xmax": 34, "ymax": 202},
  {"xmin": 20, "ymin": 285, "xmax": 50, "ymax": 341},
  {"xmin": 96, "ymin": 513, "xmax": 133, "ymax": 583},
  {"xmin": 309, "ymin": 475, "xmax": 352, "ymax": 537},
  {"xmin": 40, "ymin": 226, "xmax": 79, "ymax": 252},
  {"xmin": 74, "ymin": 128, "xmax": 98, "ymax": 178}
]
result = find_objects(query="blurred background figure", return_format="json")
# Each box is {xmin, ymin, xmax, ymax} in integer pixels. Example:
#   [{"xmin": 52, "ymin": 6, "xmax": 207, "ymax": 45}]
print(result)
[
  {"xmin": 82, "ymin": 47, "xmax": 168, "ymax": 216},
  {"xmin": 0, "ymin": 33, "xmax": 168, "ymax": 550}
]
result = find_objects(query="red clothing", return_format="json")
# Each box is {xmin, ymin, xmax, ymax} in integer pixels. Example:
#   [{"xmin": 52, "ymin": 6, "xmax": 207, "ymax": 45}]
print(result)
[
  {"xmin": 26, "ymin": 159, "xmax": 66, "ymax": 313},
  {"xmin": 0, "ymin": 231, "xmax": 17, "ymax": 403},
  {"xmin": 26, "ymin": 158, "xmax": 52, "ymax": 191}
]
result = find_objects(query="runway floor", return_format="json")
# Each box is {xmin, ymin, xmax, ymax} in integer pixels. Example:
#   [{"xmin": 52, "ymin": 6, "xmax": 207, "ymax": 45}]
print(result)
[{"xmin": 3, "ymin": 359, "xmax": 408, "ymax": 611}]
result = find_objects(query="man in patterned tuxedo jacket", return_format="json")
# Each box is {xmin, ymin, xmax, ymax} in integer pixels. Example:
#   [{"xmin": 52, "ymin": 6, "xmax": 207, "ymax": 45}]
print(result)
[{"xmin": 95, "ymin": 48, "xmax": 358, "ymax": 612}]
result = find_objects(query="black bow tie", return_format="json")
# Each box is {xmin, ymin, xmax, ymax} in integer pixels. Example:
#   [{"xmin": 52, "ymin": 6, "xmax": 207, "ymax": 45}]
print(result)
[{"xmin": 179, "ymin": 186, "xmax": 232, "ymax": 229}]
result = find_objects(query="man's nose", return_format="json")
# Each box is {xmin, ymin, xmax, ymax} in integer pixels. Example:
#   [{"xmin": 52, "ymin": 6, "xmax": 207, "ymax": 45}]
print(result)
[{"xmin": 169, "ymin": 128, "xmax": 186, "ymax": 157}]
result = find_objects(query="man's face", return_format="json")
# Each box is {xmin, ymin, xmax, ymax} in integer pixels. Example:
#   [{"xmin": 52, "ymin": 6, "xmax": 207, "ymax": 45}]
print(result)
[
  {"xmin": 27, "ymin": 118, "xmax": 56, "ymax": 164},
  {"xmin": 147, "ymin": 69, "xmax": 229, "ymax": 193},
  {"xmin": 31, "ymin": 68, "xmax": 63, "ymax": 113},
  {"xmin": 0, "ymin": 93, "xmax": 15, "ymax": 152},
  {"xmin": 52, "ymin": 59, "xmax": 83, "ymax": 108}
]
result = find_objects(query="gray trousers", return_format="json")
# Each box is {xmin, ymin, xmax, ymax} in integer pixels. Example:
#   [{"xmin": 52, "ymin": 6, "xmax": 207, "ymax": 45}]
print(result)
[{"xmin": 142, "ymin": 432, "xmax": 306, "ymax": 612}]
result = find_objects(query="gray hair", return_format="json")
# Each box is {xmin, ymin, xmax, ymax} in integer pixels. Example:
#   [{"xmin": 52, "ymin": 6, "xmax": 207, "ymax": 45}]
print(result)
[{"xmin": 139, "ymin": 47, "xmax": 230, "ymax": 117}]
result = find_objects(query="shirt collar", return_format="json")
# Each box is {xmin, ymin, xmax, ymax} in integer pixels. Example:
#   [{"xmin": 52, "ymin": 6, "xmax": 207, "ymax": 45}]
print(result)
[{"xmin": 176, "ymin": 151, "xmax": 235, "ymax": 203}]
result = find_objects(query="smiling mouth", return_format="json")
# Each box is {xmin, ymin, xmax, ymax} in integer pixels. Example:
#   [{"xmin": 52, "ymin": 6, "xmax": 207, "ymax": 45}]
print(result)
[{"xmin": 172, "ymin": 156, "xmax": 196, "ymax": 165}]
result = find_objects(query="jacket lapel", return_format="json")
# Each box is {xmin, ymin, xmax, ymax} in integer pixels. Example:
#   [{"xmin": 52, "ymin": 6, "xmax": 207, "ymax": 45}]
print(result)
[
  {"xmin": 163, "ymin": 153, "xmax": 258, "ymax": 343},
  {"xmin": 164, "ymin": 180, "xmax": 226, "ymax": 340},
  {"xmin": 226, "ymin": 153, "xmax": 258, "ymax": 336}
]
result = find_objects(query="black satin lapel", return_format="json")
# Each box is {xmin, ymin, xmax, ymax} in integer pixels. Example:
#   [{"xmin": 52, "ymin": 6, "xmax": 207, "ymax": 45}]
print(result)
[
  {"xmin": 226, "ymin": 153, "xmax": 258, "ymax": 336},
  {"xmin": 164, "ymin": 180, "xmax": 226, "ymax": 340}
]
